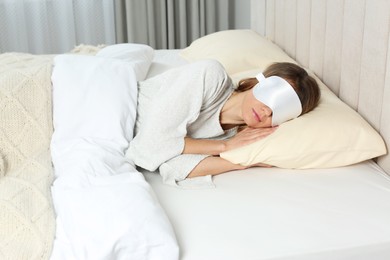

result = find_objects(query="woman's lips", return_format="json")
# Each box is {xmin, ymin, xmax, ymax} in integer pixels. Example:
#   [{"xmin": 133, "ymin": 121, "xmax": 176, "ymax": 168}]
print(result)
[{"xmin": 252, "ymin": 108, "xmax": 261, "ymax": 122}]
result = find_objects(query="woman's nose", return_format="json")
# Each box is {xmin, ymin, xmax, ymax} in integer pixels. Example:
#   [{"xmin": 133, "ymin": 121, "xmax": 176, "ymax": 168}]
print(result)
[{"xmin": 263, "ymin": 107, "xmax": 273, "ymax": 117}]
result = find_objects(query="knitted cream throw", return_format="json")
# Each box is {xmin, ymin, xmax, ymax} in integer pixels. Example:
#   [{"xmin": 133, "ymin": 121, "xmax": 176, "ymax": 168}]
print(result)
[{"xmin": 0, "ymin": 53, "xmax": 55, "ymax": 260}]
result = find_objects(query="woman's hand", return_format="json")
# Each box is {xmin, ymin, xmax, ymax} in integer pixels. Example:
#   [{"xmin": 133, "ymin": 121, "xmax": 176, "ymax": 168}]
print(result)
[{"xmin": 223, "ymin": 126, "xmax": 277, "ymax": 152}]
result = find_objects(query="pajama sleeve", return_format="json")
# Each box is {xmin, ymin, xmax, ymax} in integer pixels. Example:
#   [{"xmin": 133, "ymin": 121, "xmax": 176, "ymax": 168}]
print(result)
[
  {"xmin": 126, "ymin": 59, "xmax": 231, "ymax": 172},
  {"xmin": 159, "ymin": 154, "xmax": 214, "ymax": 188}
]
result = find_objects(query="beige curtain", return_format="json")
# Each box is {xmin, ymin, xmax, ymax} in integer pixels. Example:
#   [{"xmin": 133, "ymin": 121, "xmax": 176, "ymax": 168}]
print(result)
[{"xmin": 114, "ymin": 0, "xmax": 231, "ymax": 49}]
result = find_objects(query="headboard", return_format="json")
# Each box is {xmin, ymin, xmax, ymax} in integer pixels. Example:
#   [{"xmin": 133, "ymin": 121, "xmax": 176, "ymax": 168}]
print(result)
[{"xmin": 250, "ymin": 0, "xmax": 390, "ymax": 174}]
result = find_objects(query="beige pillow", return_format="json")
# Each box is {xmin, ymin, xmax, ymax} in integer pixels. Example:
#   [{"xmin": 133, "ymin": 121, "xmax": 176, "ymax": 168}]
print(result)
[
  {"xmin": 181, "ymin": 29, "xmax": 387, "ymax": 168},
  {"xmin": 221, "ymin": 72, "xmax": 386, "ymax": 168},
  {"xmin": 180, "ymin": 29, "xmax": 296, "ymax": 74}
]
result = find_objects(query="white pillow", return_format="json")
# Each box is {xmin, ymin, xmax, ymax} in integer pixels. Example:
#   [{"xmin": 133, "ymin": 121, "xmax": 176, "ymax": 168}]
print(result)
[
  {"xmin": 181, "ymin": 30, "xmax": 387, "ymax": 169},
  {"xmin": 96, "ymin": 43, "xmax": 154, "ymax": 81}
]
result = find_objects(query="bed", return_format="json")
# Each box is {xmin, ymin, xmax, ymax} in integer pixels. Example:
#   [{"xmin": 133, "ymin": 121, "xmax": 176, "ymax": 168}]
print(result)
[
  {"xmin": 0, "ymin": 0, "xmax": 389, "ymax": 260},
  {"xmin": 144, "ymin": 39, "xmax": 390, "ymax": 260},
  {"xmin": 142, "ymin": 0, "xmax": 390, "ymax": 259}
]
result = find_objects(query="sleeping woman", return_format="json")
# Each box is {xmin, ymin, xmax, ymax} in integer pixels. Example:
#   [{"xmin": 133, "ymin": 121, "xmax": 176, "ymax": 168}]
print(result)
[{"xmin": 126, "ymin": 60, "xmax": 320, "ymax": 187}]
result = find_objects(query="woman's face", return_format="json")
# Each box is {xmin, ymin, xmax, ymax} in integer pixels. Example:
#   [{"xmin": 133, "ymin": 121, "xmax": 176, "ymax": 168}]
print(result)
[{"xmin": 241, "ymin": 89, "xmax": 273, "ymax": 128}]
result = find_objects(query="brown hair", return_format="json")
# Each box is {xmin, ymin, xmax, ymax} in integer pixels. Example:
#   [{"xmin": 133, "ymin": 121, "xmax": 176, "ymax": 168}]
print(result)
[{"xmin": 236, "ymin": 62, "xmax": 320, "ymax": 115}]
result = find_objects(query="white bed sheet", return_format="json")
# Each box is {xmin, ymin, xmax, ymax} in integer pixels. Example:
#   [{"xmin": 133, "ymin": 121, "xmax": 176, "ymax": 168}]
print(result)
[
  {"xmin": 144, "ymin": 160, "xmax": 390, "ymax": 260},
  {"xmin": 145, "ymin": 50, "xmax": 390, "ymax": 260}
]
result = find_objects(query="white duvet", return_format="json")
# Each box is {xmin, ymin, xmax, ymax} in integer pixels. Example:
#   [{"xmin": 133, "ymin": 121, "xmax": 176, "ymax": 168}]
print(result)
[{"xmin": 50, "ymin": 44, "xmax": 179, "ymax": 260}]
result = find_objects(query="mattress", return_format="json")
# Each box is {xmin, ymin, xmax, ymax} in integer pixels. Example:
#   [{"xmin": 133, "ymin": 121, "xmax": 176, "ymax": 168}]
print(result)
[
  {"xmin": 144, "ymin": 50, "xmax": 390, "ymax": 260},
  {"xmin": 144, "ymin": 161, "xmax": 390, "ymax": 260}
]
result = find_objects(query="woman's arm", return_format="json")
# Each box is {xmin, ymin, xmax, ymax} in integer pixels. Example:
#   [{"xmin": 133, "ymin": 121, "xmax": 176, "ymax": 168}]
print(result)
[
  {"xmin": 183, "ymin": 127, "xmax": 277, "ymax": 156},
  {"xmin": 187, "ymin": 156, "xmax": 245, "ymax": 178},
  {"xmin": 187, "ymin": 156, "xmax": 272, "ymax": 178}
]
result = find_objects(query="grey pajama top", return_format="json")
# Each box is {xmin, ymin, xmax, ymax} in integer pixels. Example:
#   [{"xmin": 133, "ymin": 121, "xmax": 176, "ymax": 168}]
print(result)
[{"xmin": 126, "ymin": 60, "xmax": 237, "ymax": 188}]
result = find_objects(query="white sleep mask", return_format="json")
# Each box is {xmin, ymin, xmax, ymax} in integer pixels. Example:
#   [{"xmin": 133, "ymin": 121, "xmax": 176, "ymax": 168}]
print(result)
[{"xmin": 253, "ymin": 73, "xmax": 302, "ymax": 126}]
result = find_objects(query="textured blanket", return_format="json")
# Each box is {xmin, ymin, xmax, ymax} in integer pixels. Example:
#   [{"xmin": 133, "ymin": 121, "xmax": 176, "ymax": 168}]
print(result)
[{"xmin": 0, "ymin": 53, "xmax": 55, "ymax": 259}]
